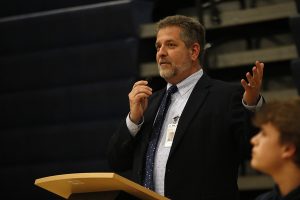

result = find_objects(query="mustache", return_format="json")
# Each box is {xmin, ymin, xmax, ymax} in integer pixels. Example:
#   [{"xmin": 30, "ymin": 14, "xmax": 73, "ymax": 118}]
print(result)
[{"xmin": 158, "ymin": 59, "xmax": 171, "ymax": 65}]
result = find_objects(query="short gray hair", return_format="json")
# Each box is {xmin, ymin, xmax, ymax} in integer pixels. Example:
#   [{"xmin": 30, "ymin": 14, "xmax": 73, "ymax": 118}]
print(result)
[{"xmin": 156, "ymin": 15, "xmax": 206, "ymax": 59}]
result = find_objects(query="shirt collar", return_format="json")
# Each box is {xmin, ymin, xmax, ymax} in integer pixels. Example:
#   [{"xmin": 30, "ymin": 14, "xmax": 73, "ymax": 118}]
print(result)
[{"xmin": 167, "ymin": 69, "xmax": 203, "ymax": 96}]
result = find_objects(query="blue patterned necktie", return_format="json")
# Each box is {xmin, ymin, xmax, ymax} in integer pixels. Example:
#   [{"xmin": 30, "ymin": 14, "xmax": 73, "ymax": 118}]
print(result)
[{"xmin": 143, "ymin": 85, "xmax": 178, "ymax": 190}]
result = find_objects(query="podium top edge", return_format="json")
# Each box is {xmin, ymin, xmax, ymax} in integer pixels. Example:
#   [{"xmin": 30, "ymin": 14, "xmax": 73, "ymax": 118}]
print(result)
[{"xmin": 35, "ymin": 172, "xmax": 116, "ymax": 184}]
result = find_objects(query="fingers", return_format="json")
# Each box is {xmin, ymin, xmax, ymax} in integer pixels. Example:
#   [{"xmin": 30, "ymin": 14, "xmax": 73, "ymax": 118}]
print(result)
[
  {"xmin": 132, "ymin": 80, "xmax": 146, "ymax": 88},
  {"xmin": 129, "ymin": 80, "xmax": 152, "ymax": 103},
  {"xmin": 129, "ymin": 80, "xmax": 153, "ymax": 123},
  {"xmin": 243, "ymin": 61, "xmax": 264, "ymax": 88},
  {"xmin": 241, "ymin": 79, "xmax": 249, "ymax": 90},
  {"xmin": 241, "ymin": 61, "xmax": 264, "ymax": 105},
  {"xmin": 132, "ymin": 81, "xmax": 152, "ymax": 96},
  {"xmin": 253, "ymin": 61, "xmax": 264, "ymax": 82},
  {"xmin": 132, "ymin": 80, "xmax": 149, "ymax": 89},
  {"xmin": 246, "ymin": 72, "xmax": 255, "ymax": 88}
]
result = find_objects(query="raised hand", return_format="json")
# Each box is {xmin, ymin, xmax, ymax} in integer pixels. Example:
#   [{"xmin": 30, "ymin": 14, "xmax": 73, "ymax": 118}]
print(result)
[{"xmin": 241, "ymin": 61, "xmax": 264, "ymax": 106}]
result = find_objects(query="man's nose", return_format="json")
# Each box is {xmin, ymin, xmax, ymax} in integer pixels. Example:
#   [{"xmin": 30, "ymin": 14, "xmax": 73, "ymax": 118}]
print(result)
[{"xmin": 157, "ymin": 45, "xmax": 167, "ymax": 57}]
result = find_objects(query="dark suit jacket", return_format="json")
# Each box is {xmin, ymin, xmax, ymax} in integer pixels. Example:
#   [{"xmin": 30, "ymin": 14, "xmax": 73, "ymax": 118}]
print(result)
[{"xmin": 107, "ymin": 73, "xmax": 256, "ymax": 200}]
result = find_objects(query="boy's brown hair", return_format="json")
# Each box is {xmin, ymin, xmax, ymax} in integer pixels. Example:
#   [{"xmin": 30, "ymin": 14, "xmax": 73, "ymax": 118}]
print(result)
[{"xmin": 253, "ymin": 98, "xmax": 300, "ymax": 167}]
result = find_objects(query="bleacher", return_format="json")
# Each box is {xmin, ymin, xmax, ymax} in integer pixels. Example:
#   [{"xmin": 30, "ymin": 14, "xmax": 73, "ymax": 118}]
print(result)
[{"xmin": 0, "ymin": 0, "xmax": 152, "ymax": 199}]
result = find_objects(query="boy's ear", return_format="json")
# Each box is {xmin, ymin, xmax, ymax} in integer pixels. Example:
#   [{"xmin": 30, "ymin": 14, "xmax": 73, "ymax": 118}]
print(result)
[{"xmin": 282, "ymin": 143, "xmax": 296, "ymax": 159}]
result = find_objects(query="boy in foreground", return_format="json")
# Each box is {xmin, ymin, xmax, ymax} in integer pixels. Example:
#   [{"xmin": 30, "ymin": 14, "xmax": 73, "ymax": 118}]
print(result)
[{"xmin": 251, "ymin": 98, "xmax": 300, "ymax": 200}]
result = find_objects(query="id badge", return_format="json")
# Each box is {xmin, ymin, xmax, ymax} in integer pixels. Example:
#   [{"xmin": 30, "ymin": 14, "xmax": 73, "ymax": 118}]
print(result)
[{"xmin": 165, "ymin": 123, "xmax": 177, "ymax": 147}]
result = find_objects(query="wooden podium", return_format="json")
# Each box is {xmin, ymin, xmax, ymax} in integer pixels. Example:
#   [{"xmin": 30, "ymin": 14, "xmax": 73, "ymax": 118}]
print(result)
[{"xmin": 35, "ymin": 173, "xmax": 169, "ymax": 200}]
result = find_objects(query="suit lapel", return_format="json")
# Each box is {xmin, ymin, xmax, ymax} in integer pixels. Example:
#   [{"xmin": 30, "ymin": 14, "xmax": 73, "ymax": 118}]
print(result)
[{"xmin": 169, "ymin": 73, "xmax": 212, "ymax": 158}]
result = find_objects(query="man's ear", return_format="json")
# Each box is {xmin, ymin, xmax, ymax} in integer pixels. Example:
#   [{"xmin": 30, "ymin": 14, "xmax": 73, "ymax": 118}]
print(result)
[
  {"xmin": 190, "ymin": 43, "xmax": 200, "ymax": 61},
  {"xmin": 282, "ymin": 143, "xmax": 296, "ymax": 159}
]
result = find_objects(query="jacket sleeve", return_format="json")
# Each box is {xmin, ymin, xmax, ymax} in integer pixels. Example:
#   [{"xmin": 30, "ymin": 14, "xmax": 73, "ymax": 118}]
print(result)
[
  {"xmin": 229, "ymin": 85, "xmax": 259, "ymax": 161},
  {"xmin": 106, "ymin": 119, "xmax": 137, "ymax": 172}
]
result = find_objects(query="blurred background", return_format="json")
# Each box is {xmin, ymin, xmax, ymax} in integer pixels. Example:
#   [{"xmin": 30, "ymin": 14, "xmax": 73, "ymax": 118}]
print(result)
[{"xmin": 0, "ymin": 0, "xmax": 300, "ymax": 199}]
